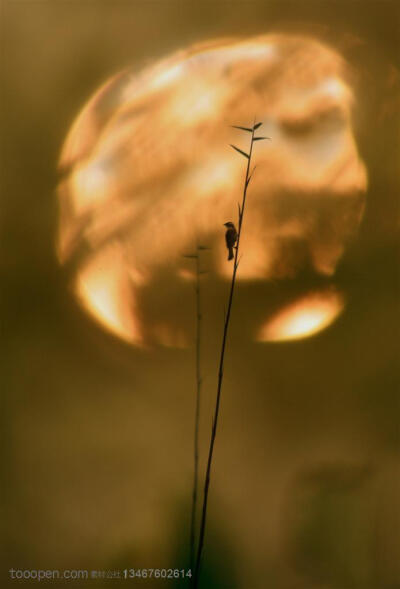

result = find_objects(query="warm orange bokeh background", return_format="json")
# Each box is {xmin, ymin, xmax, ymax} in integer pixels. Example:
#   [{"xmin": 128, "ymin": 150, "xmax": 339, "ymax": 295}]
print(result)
[{"xmin": 2, "ymin": 1, "xmax": 399, "ymax": 588}]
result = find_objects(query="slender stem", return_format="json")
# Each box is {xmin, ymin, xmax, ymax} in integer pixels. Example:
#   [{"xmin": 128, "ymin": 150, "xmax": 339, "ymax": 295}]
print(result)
[
  {"xmin": 193, "ymin": 124, "xmax": 256, "ymax": 588},
  {"xmin": 190, "ymin": 248, "xmax": 202, "ymax": 571}
]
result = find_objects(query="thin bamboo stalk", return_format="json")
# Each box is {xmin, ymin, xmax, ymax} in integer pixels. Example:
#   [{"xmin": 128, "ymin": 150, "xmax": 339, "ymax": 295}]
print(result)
[{"xmin": 193, "ymin": 121, "xmax": 261, "ymax": 588}]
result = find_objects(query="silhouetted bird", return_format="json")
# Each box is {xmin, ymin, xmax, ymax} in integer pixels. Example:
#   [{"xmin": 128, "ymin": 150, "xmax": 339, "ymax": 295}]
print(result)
[{"xmin": 224, "ymin": 222, "xmax": 238, "ymax": 261}]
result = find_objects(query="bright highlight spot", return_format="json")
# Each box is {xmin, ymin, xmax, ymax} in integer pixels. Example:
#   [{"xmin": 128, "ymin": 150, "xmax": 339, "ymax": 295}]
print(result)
[
  {"xmin": 258, "ymin": 290, "xmax": 345, "ymax": 342},
  {"xmin": 76, "ymin": 245, "xmax": 143, "ymax": 345},
  {"xmin": 151, "ymin": 63, "xmax": 184, "ymax": 90},
  {"xmin": 71, "ymin": 161, "xmax": 110, "ymax": 214}
]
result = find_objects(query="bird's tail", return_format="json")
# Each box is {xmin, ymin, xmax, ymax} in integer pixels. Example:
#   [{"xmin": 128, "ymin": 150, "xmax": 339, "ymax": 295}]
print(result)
[{"xmin": 228, "ymin": 247, "xmax": 234, "ymax": 261}]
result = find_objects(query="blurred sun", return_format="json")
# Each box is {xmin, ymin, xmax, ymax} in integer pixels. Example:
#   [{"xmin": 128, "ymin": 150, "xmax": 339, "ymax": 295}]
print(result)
[{"xmin": 58, "ymin": 34, "xmax": 366, "ymax": 346}]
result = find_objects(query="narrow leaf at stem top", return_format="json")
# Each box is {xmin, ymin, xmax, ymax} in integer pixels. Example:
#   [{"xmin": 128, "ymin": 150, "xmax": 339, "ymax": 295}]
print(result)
[{"xmin": 231, "ymin": 125, "xmax": 253, "ymax": 132}]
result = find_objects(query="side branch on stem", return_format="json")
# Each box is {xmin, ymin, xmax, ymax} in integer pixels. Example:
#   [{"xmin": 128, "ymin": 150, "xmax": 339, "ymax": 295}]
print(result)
[
  {"xmin": 190, "ymin": 246, "xmax": 202, "ymax": 571},
  {"xmin": 184, "ymin": 244, "xmax": 210, "ymax": 572}
]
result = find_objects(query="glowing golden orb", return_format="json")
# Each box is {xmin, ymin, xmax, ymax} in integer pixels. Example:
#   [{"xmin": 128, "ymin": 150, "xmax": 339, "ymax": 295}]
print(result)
[{"xmin": 57, "ymin": 34, "xmax": 367, "ymax": 346}]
